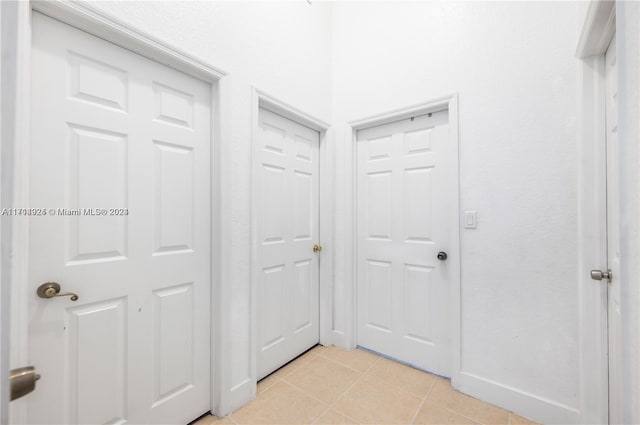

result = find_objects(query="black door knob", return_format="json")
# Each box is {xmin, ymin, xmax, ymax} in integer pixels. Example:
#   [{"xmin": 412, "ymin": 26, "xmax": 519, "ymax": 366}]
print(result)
[{"xmin": 437, "ymin": 251, "xmax": 448, "ymax": 261}]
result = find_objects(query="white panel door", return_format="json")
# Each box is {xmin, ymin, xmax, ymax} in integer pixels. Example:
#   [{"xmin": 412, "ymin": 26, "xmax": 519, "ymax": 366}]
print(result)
[
  {"xmin": 605, "ymin": 33, "xmax": 622, "ymax": 425},
  {"xmin": 356, "ymin": 111, "xmax": 452, "ymax": 376},
  {"xmin": 28, "ymin": 13, "xmax": 211, "ymax": 424},
  {"xmin": 255, "ymin": 108, "xmax": 320, "ymax": 379}
]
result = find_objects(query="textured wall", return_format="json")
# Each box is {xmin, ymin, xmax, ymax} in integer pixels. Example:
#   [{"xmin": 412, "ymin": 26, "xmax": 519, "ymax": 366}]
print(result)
[
  {"xmin": 330, "ymin": 2, "xmax": 580, "ymax": 423},
  {"xmin": 617, "ymin": 2, "xmax": 640, "ymax": 423}
]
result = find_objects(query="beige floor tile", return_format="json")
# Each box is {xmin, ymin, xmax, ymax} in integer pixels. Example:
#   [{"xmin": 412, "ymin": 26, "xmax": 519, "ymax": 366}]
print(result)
[
  {"xmin": 321, "ymin": 346, "xmax": 380, "ymax": 372},
  {"xmin": 270, "ymin": 349, "xmax": 321, "ymax": 380},
  {"xmin": 510, "ymin": 413, "xmax": 539, "ymax": 425},
  {"xmin": 225, "ymin": 348, "xmax": 525, "ymax": 425},
  {"xmin": 315, "ymin": 408, "xmax": 359, "ymax": 424},
  {"xmin": 231, "ymin": 381, "xmax": 327, "ymax": 424},
  {"xmin": 333, "ymin": 375, "xmax": 423, "ymax": 424},
  {"xmin": 284, "ymin": 356, "xmax": 361, "ymax": 404},
  {"xmin": 368, "ymin": 357, "xmax": 437, "ymax": 398},
  {"xmin": 413, "ymin": 401, "xmax": 478, "ymax": 424},
  {"xmin": 257, "ymin": 373, "xmax": 280, "ymax": 394},
  {"xmin": 427, "ymin": 378, "xmax": 510, "ymax": 425}
]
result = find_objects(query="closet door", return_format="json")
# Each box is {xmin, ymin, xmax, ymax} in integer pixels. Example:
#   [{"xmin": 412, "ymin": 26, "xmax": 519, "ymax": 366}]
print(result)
[
  {"xmin": 255, "ymin": 108, "xmax": 321, "ymax": 379},
  {"xmin": 28, "ymin": 12, "xmax": 211, "ymax": 424}
]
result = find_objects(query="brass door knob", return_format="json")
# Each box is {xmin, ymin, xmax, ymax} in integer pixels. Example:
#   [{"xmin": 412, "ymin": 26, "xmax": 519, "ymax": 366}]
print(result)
[
  {"xmin": 37, "ymin": 282, "xmax": 79, "ymax": 301},
  {"xmin": 10, "ymin": 366, "xmax": 41, "ymax": 401},
  {"xmin": 313, "ymin": 244, "xmax": 322, "ymax": 253}
]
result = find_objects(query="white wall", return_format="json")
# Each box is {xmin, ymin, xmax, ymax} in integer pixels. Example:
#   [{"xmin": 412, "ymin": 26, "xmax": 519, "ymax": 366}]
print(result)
[
  {"xmin": 330, "ymin": 2, "xmax": 581, "ymax": 423},
  {"xmin": 90, "ymin": 0, "xmax": 333, "ymax": 414},
  {"xmin": 617, "ymin": 2, "xmax": 640, "ymax": 423}
]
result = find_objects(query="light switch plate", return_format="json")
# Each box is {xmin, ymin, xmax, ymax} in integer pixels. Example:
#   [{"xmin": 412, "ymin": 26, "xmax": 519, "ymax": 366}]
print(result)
[{"xmin": 464, "ymin": 210, "xmax": 477, "ymax": 229}]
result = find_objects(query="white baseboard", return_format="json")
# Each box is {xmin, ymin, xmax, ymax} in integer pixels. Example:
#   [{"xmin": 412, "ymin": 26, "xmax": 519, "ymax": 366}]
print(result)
[{"xmin": 456, "ymin": 372, "xmax": 579, "ymax": 424}]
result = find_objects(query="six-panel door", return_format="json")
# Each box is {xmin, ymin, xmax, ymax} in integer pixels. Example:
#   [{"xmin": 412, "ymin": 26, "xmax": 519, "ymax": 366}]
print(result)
[
  {"xmin": 29, "ymin": 12, "xmax": 211, "ymax": 424},
  {"xmin": 356, "ymin": 111, "xmax": 452, "ymax": 376},
  {"xmin": 255, "ymin": 108, "xmax": 320, "ymax": 380}
]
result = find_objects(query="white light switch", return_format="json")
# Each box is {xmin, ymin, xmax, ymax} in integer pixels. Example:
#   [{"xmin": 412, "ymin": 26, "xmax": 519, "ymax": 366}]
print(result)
[{"xmin": 464, "ymin": 211, "xmax": 477, "ymax": 229}]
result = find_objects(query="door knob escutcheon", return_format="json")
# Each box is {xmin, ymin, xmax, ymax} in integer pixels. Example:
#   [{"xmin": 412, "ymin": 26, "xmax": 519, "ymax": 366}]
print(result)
[{"xmin": 37, "ymin": 282, "xmax": 79, "ymax": 301}]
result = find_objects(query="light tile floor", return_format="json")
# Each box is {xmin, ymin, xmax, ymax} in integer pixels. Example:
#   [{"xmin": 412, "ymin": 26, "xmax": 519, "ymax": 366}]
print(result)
[{"xmin": 191, "ymin": 345, "xmax": 540, "ymax": 425}]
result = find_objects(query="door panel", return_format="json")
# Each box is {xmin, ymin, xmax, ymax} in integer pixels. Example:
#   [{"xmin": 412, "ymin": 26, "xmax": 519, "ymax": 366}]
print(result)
[
  {"xmin": 605, "ymin": 33, "xmax": 622, "ymax": 425},
  {"xmin": 29, "ymin": 12, "xmax": 211, "ymax": 424},
  {"xmin": 356, "ymin": 111, "xmax": 451, "ymax": 376},
  {"xmin": 256, "ymin": 108, "xmax": 320, "ymax": 379},
  {"xmin": 67, "ymin": 298, "xmax": 127, "ymax": 425}
]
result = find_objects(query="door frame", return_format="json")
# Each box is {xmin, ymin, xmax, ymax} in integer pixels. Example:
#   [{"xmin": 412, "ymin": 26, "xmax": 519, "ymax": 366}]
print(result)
[
  {"xmin": 342, "ymin": 94, "xmax": 461, "ymax": 381},
  {"xmin": 249, "ymin": 88, "xmax": 332, "ymax": 389},
  {"xmin": 4, "ymin": 1, "xmax": 229, "ymax": 423},
  {"xmin": 575, "ymin": 1, "xmax": 615, "ymax": 424}
]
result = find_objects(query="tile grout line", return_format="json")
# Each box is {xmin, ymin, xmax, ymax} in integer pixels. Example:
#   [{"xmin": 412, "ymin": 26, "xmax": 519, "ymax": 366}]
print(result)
[
  {"xmin": 318, "ymin": 357, "xmax": 382, "ymax": 423},
  {"xmin": 255, "ymin": 347, "xmax": 367, "ymax": 424},
  {"xmin": 407, "ymin": 376, "xmax": 437, "ymax": 424},
  {"xmin": 322, "ymin": 349, "xmax": 439, "ymax": 401},
  {"xmin": 420, "ymin": 393, "xmax": 492, "ymax": 425},
  {"xmin": 426, "ymin": 398, "xmax": 506, "ymax": 425},
  {"xmin": 275, "ymin": 379, "xmax": 334, "ymax": 413},
  {"xmin": 421, "ymin": 376, "xmax": 513, "ymax": 425},
  {"xmin": 362, "ymin": 358, "xmax": 440, "ymax": 400},
  {"xmin": 318, "ymin": 349, "xmax": 381, "ymax": 376},
  {"xmin": 316, "ymin": 351, "xmax": 383, "ymax": 424},
  {"xmin": 229, "ymin": 350, "xmax": 325, "ymax": 424},
  {"xmin": 229, "ymin": 347, "xmax": 520, "ymax": 425},
  {"xmin": 318, "ymin": 350, "xmax": 449, "ymax": 425},
  {"xmin": 257, "ymin": 375, "xmax": 282, "ymax": 394}
]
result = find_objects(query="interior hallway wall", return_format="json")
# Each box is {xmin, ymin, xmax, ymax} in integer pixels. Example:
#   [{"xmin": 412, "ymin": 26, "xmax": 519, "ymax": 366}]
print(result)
[
  {"xmin": 90, "ymin": 0, "xmax": 333, "ymax": 414},
  {"xmin": 617, "ymin": 2, "xmax": 640, "ymax": 423},
  {"xmin": 330, "ymin": 2, "xmax": 581, "ymax": 423}
]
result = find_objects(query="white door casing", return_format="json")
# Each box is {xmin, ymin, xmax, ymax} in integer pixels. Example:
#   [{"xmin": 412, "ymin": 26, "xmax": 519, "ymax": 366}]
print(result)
[
  {"xmin": 575, "ymin": 2, "xmax": 616, "ymax": 423},
  {"xmin": 28, "ymin": 12, "xmax": 211, "ymax": 424},
  {"xmin": 255, "ymin": 107, "xmax": 320, "ymax": 380},
  {"xmin": 356, "ymin": 110, "xmax": 452, "ymax": 376},
  {"xmin": 605, "ymin": 33, "xmax": 622, "ymax": 425}
]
